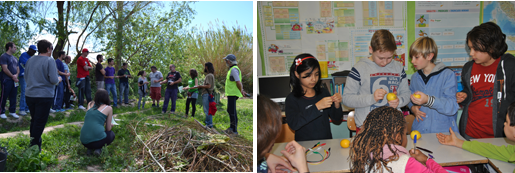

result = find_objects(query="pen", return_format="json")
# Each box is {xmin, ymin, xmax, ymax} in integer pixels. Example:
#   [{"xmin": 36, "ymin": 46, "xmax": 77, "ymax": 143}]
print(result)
[
  {"xmin": 416, "ymin": 147, "xmax": 433, "ymax": 154},
  {"xmin": 413, "ymin": 135, "xmax": 417, "ymax": 152}
]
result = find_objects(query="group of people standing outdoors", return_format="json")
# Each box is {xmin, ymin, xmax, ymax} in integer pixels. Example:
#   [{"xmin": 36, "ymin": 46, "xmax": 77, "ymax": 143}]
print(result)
[{"xmin": 1, "ymin": 40, "xmax": 247, "ymax": 154}]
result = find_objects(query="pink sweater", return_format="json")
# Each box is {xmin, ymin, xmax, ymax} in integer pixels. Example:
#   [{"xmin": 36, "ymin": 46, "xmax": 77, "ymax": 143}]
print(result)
[{"xmin": 381, "ymin": 144, "xmax": 448, "ymax": 173}]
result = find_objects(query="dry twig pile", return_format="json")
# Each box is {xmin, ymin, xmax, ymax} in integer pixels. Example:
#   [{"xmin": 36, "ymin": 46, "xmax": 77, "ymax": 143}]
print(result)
[{"xmin": 129, "ymin": 120, "xmax": 252, "ymax": 172}]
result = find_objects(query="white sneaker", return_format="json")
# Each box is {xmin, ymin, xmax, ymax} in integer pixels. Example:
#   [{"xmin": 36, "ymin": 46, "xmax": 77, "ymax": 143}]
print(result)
[
  {"xmin": 0, "ymin": 114, "xmax": 6, "ymax": 119},
  {"xmin": 9, "ymin": 113, "xmax": 19, "ymax": 119},
  {"xmin": 78, "ymin": 106, "xmax": 86, "ymax": 110},
  {"xmin": 19, "ymin": 111, "xmax": 27, "ymax": 116},
  {"xmin": 26, "ymin": 110, "xmax": 30, "ymax": 113},
  {"xmin": 49, "ymin": 109, "xmax": 56, "ymax": 113}
]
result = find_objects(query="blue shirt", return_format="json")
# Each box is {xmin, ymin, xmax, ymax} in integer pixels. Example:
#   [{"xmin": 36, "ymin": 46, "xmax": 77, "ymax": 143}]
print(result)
[
  {"xmin": 408, "ymin": 63, "xmax": 460, "ymax": 134},
  {"xmin": 55, "ymin": 59, "xmax": 65, "ymax": 80},
  {"xmin": 63, "ymin": 62, "xmax": 70, "ymax": 80},
  {"xmin": 18, "ymin": 52, "xmax": 31, "ymax": 76}
]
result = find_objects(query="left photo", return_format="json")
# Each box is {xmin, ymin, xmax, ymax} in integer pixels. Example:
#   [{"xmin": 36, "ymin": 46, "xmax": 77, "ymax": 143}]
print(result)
[{"xmin": 0, "ymin": 1, "xmax": 253, "ymax": 172}]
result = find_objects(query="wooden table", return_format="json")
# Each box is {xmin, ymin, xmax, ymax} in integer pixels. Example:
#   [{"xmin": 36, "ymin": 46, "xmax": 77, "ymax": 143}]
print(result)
[
  {"xmin": 270, "ymin": 133, "xmax": 494, "ymax": 172},
  {"xmin": 470, "ymin": 138, "xmax": 515, "ymax": 173}
]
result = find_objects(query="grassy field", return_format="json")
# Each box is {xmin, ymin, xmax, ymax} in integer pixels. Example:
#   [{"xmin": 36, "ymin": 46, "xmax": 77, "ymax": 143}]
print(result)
[{"xmin": 0, "ymin": 98, "xmax": 253, "ymax": 172}]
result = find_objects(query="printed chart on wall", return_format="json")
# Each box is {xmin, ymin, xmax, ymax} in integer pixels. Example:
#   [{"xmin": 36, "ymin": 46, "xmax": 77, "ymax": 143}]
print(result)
[
  {"xmin": 483, "ymin": 1, "xmax": 515, "ymax": 53},
  {"xmin": 259, "ymin": 1, "xmax": 406, "ymax": 76},
  {"xmin": 414, "ymin": 1, "xmax": 480, "ymax": 67}
]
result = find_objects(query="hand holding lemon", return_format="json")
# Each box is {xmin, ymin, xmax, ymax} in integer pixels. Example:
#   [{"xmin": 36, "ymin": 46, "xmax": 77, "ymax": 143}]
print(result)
[
  {"xmin": 411, "ymin": 92, "xmax": 428, "ymax": 105},
  {"xmin": 386, "ymin": 93, "xmax": 397, "ymax": 101},
  {"xmin": 340, "ymin": 139, "xmax": 350, "ymax": 148}
]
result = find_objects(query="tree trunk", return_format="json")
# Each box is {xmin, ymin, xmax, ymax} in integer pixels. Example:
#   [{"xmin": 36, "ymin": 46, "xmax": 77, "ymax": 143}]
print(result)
[
  {"xmin": 53, "ymin": 1, "xmax": 66, "ymax": 59},
  {"xmin": 115, "ymin": 1, "xmax": 124, "ymax": 70}
]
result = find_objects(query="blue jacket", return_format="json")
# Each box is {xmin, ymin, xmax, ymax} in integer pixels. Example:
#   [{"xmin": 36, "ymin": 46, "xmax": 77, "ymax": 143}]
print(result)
[
  {"xmin": 409, "ymin": 62, "xmax": 459, "ymax": 134},
  {"xmin": 18, "ymin": 52, "xmax": 31, "ymax": 76}
]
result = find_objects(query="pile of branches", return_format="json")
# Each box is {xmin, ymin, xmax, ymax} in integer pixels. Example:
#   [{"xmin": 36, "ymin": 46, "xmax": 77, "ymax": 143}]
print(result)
[{"xmin": 129, "ymin": 120, "xmax": 252, "ymax": 172}]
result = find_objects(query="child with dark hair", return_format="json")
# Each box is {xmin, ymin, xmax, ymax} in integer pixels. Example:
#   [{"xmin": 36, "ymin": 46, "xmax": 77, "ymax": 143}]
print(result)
[
  {"xmin": 182, "ymin": 68, "xmax": 199, "ymax": 118},
  {"xmin": 350, "ymin": 106, "xmax": 447, "ymax": 173},
  {"xmin": 456, "ymin": 22, "xmax": 515, "ymax": 139},
  {"xmin": 342, "ymin": 29, "xmax": 410, "ymax": 132},
  {"xmin": 257, "ymin": 95, "xmax": 308, "ymax": 173},
  {"xmin": 285, "ymin": 53, "xmax": 343, "ymax": 141},
  {"xmin": 438, "ymin": 101, "xmax": 515, "ymax": 163},
  {"xmin": 137, "ymin": 70, "xmax": 149, "ymax": 109},
  {"xmin": 408, "ymin": 37, "xmax": 459, "ymax": 134},
  {"xmin": 80, "ymin": 89, "xmax": 115, "ymax": 156}
]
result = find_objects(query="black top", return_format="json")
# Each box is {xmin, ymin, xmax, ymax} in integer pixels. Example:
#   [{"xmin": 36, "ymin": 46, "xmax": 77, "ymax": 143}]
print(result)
[
  {"xmin": 285, "ymin": 89, "xmax": 343, "ymax": 141},
  {"xmin": 117, "ymin": 69, "xmax": 131, "ymax": 83},
  {"xmin": 165, "ymin": 71, "xmax": 181, "ymax": 90},
  {"xmin": 95, "ymin": 63, "xmax": 104, "ymax": 81}
]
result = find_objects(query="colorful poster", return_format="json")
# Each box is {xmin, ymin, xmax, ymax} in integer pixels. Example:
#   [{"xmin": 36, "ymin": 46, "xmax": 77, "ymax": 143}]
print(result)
[
  {"xmin": 320, "ymin": 1, "xmax": 332, "ymax": 17},
  {"xmin": 306, "ymin": 18, "xmax": 335, "ymax": 34},
  {"xmin": 415, "ymin": 1, "xmax": 480, "ymax": 66}
]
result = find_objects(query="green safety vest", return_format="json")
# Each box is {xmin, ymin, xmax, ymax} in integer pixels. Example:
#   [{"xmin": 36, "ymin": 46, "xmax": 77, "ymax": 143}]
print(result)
[{"xmin": 225, "ymin": 66, "xmax": 243, "ymax": 97}]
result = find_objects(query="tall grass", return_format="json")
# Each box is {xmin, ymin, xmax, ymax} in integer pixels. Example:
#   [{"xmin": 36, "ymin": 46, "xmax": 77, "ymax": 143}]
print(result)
[{"xmin": 185, "ymin": 20, "xmax": 253, "ymax": 93}]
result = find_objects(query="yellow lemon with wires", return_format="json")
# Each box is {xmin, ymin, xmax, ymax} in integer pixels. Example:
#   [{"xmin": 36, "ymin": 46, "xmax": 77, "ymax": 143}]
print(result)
[
  {"xmin": 413, "ymin": 94, "xmax": 421, "ymax": 99},
  {"xmin": 386, "ymin": 93, "xmax": 397, "ymax": 101},
  {"xmin": 411, "ymin": 130, "xmax": 421, "ymax": 140},
  {"xmin": 340, "ymin": 139, "xmax": 350, "ymax": 148}
]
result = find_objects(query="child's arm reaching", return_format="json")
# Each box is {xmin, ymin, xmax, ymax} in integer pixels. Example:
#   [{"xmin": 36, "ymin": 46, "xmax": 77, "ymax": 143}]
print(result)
[
  {"xmin": 406, "ymin": 149, "xmax": 448, "ymax": 173},
  {"xmin": 437, "ymin": 127, "xmax": 515, "ymax": 162}
]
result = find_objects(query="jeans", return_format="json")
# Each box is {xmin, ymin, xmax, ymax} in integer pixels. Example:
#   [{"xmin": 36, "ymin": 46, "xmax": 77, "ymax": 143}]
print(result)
[
  {"xmin": 119, "ymin": 82, "xmax": 129, "ymax": 104},
  {"xmin": 162, "ymin": 88, "xmax": 178, "ymax": 113},
  {"xmin": 202, "ymin": 93, "xmax": 213, "ymax": 128},
  {"xmin": 185, "ymin": 92, "xmax": 198, "ymax": 117},
  {"xmin": 19, "ymin": 76, "xmax": 29, "ymax": 111},
  {"xmin": 63, "ymin": 79, "xmax": 71, "ymax": 108},
  {"xmin": 105, "ymin": 83, "xmax": 118, "ymax": 107},
  {"xmin": 27, "ymin": 97, "xmax": 53, "ymax": 151},
  {"xmin": 1, "ymin": 79, "xmax": 17, "ymax": 114},
  {"xmin": 78, "ymin": 76, "xmax": 92, "ymax": 106},
  {"xmin": 82, "ymin": 131, "xmax": 115, "ymax": 150},
  {"xmin": 52, "ymin": 82, "xmax": 64, "ymax": 110},
  {"xmin": 227, "ymin": 96, "xmax": 239, "ymax": 133},
  {"xmin": 138, "ymin": 92, "xmax": 146, "ymax": 109}
]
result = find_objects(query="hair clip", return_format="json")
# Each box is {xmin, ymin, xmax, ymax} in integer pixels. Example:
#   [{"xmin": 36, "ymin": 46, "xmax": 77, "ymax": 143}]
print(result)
[{"xmin": 295, "ymin": 56, "xmax": 315, "ymax": 68}]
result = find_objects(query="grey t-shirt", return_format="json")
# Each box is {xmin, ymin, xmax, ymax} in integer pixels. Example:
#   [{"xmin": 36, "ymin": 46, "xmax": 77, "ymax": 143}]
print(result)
[
  {"xmin": 25, "ymin": 55, "xmax": 60, "ymax": 98},
  {"xmin": 138, "ymin": 77, "xmax": 148, "ymax": 95},
  {"xmin": 149, "ymin": 71, "xmax": 163, "ymax": 87},
  {"xmin": 229, "ymin": 67, "xmax": 240, "ymax": 82},
  {"xmin": 0, "ymin": 53, "xmax": 18, "ymax": 80},
  {"xmin": 202, "ymin": 73, "xmax": 215, "ymax": 95}
]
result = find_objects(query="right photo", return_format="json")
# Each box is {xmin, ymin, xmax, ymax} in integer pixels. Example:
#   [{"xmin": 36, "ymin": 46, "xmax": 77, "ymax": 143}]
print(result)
[{"xmin": 257, "ymin": 1, "xmax": 515, "ymax": 173}]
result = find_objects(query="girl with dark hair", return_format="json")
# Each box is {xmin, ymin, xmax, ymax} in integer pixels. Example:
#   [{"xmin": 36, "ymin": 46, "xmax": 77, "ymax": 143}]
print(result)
[
  {"xmin": 183, "ymin": 68, "xmax": 199, "ymax": 118},
  {"xmin": 350, "ymin": 106, "xmax": 446, "ymax": 173},
  {"xmin": 137, "ymin": 70, "xmax": 149, "ymax": 109},
  {"xmin": 285, "ymin": 53, "xmax": 343, "ymax": 141},
  {"xmin": 457, "ymin": 22, "xmax": 515, "ymax": 139},
  {"xmin": 190, "ymin": 62, "xmax": 215, "ymax": 127},
  {"xmin": 257, "ymin": 95, "xmax": 308, "ymax": 173},
  {"xmin": 80, "ymin": 89, "xmax": 115, "ymax": 156}
]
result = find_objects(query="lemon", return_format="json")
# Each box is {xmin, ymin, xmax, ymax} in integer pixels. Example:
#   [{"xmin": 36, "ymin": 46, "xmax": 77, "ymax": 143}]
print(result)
[
  {"xmin": 386, "ymin": 93, "xmax": 397, "ymax": 101},
  {"xmin": 413, "ymin": 94, "xmax": 421, "ymax": 99},
  {"xmin": 340, "ymin": 139, "xmax": 350, "ymax": 148},
  {"xmin": 411, "ymin": 130, "xmax": 421, "ymax": 140}
]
